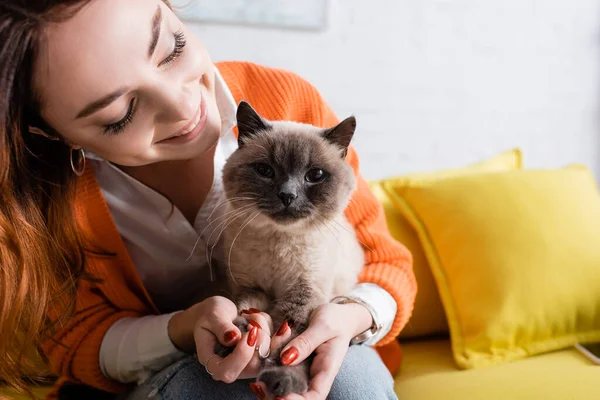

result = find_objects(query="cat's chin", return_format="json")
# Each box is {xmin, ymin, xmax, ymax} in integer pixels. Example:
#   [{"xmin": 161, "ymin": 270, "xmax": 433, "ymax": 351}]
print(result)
[
  {"xmin": 272, "ymin": 208, "xmax": 311, "ymax": 221},
  {"xmin": 253, "ymin": 210, "xmax": 314, "ymax": 231}
]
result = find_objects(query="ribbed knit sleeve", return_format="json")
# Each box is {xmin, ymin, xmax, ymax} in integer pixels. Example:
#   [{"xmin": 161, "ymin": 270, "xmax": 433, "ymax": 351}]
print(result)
[
  {"xmin": 344, "ymin": 153, "xmax": 417, "ymax": 345},
  {"xmin": 42, "ymin": 168, "xmax": 156, "ymax": 394}
]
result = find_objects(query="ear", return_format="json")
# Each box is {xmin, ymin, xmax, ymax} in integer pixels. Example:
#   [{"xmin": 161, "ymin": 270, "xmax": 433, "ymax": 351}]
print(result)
[
  {"xmin": 323, "ymin": 116, "xmax": 356, "ymax": 158},
  {"xmin": 236, "ymin": 101, "xmax": 270, "ymax": 147}
]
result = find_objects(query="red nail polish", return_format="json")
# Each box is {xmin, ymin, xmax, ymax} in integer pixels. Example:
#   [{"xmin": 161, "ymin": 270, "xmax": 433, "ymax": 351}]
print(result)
[
  {"xmin": 224, "ymin": 330, "xmax": 238, "ymax": 343},
  {"xmin": 280, "ymin": 347, "xmax": 299, "ymax": 365},
  {"xmin": 275, "ymin": 321, "xmax": 289, "ymax": 336},
  {"xmin": 248, "ymin": 326, "xmax": 258, "ymax": 347},
  {"xmin": 241, "ymin": 308, "xmax": 261, "ymax": 314},
  {"xmin": 249, "ymin": 382, "xmax": 265, "ymax": 399},
  {"xmin": 248, "ymin": 320, "xmax": 261, "ymax": 330}
]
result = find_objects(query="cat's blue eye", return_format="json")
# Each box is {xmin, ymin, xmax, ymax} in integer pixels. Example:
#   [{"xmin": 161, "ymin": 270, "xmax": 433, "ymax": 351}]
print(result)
[
  {"xmin": 305, "ymin": 168, "xmax": 326, "ymax": 183},
  {"xmin": 254, "ymin": 163, "xmax": 274, "ymax": 178}
]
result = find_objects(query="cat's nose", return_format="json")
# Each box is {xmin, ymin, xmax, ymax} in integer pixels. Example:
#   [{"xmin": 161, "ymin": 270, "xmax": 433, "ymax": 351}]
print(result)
[{"xmin": 278, "ymin": 192, "xmax": 297, "ymax": 207}]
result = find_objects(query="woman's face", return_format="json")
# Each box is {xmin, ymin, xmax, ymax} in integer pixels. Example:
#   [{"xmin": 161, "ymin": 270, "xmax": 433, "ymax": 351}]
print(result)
[{"xmin": 34, "ymin": 0, "xmax": 221, "ymax": 167}]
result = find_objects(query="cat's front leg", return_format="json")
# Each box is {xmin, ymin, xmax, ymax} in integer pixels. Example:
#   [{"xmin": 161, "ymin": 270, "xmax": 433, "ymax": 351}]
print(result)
[
  {"xmin": 258, "ymin": 281, "xmax": 323, "ymax": 397},
  {"xmin": 214, "ymin": 287, "xmax": 270, "ymax": 358},
  {"xmin": 234, "ymin": 286, "xmax": 271, "ymax": 316}
]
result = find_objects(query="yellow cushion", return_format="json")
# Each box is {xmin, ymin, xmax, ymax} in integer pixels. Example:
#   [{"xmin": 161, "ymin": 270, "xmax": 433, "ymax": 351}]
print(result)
[
  {"xmin": 395, "ymin": 166, "xmax": 600, "ymax": 368},
  {"xmin": 395, "ymin": 338, "xmax": 600, "ymax": 400},
  {"xmin": 369, "ymin": 149, "xmax": 522, "ymax": 338}
]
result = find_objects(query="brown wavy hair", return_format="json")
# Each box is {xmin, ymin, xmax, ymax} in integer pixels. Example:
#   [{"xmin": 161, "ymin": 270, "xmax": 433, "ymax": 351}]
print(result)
[{"xmin": 0, "ymin": 0, "xmax": 100, "ymax": 393}]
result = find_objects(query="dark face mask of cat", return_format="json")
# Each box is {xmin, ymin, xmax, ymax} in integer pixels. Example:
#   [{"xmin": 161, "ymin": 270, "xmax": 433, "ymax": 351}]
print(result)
[{"xmin": 223, "ymin": 101, "xmax": 357, "ymax": 227}]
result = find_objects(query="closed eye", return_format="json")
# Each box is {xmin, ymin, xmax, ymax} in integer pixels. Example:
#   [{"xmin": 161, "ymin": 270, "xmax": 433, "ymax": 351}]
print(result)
[
  {"xmin": 103, "ymin": 98, "xmax": 137, "ymax": 136},
  {"xmin": 159, "ymin": 30, "xmax": 186, "ymax": 67}
]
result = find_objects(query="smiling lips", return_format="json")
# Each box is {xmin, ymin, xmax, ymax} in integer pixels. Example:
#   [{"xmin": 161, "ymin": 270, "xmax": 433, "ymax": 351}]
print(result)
[{"xmin": 157, "ymin": 95, "xmax": 207, "ymax": 144}]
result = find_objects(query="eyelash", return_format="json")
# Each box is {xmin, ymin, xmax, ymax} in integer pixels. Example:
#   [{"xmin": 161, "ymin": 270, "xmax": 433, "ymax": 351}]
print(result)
[
  {"xmin": 103, "ymin": 31, "xmax": 187, "ymax": 135},
  {"xmin": 104, "ymin": 98, "xmax": 137, "ymax": 136},
  {"xmin": 160, "ymin": 30, "xmax": 187, "ymax": 67}
]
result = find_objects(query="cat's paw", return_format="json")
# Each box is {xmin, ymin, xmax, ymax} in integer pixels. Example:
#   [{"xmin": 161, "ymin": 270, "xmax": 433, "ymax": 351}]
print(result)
[
  {"xmin": 258, "ymin": 366, "xmax": 308, "ymax": 397},
  {"xmin": 213, "ymin": 342, "xmax": 234, "ymax": 358},
  {"xmin": 213, "ymin": 316, "xmax": 250, "ymax": 358},
  {"xmin": 233, "ymin": 315, "xmax": 250, "ymax": 332}
]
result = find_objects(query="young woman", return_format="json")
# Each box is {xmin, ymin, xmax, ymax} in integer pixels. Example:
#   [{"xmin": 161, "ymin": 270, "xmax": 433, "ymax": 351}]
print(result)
[{"xmin": 0, "ymin": 1, "xmax": 416, "ymax": 399}]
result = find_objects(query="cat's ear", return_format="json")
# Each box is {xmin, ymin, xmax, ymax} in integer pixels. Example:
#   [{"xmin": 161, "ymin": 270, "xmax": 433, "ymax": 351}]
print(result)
[
  {"xmin": 323, "ymin": 116, "xmax": 356, "ymax": 158},
  {"xmin": 236, "ymin": 101, "xmax": 270, "ymax": 147}
]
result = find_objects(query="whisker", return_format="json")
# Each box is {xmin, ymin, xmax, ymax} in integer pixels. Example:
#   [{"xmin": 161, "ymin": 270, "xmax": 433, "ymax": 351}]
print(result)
[
  {"xmin": 206, "ymin": 205, "xmax": 254, "ymax": 252},
  {"xmin": 202, "ymin": 203, "xmax": 255, "ymax": 242},
  {"xmin": 207, "ymin": 196, "xmax": 256, "ymax": 222},
  {"xmin": 313, "ymin": 211, "xmax": 342, "ymax": 246},
  {"xmin": 185, "ymin": 203, "xmax": 255, "ymax": 262},
  {"xmin": 331, "ymin": 216, "xmax": 374, "ymax": 253},
  {"xmin": 206, "ymin": 207, "xmax": 255, "ymax": 282},
  {"xmin": 205, "ymin": 206, "xmax": 254, "ymax": 267},
  {"xmin": 226, "ymin": 211, "xmax": 261, "ymax": 287},
  {"xmin": 207, "ymin": 208, "xmax": 253, "ymax": 275},
  {"xmin": 318, "ymin": 217, "xmax": 341, "ymax": 246}
]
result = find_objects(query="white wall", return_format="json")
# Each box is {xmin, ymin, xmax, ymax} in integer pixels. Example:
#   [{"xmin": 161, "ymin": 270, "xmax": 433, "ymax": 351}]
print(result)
[{"xmin": 187, "ymin": 0, "xmax": 600, "ymax": 180}]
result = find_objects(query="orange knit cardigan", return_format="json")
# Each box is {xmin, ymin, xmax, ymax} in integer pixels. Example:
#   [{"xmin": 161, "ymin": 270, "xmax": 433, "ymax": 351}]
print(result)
[{"xmin": 41, "ymin": 61, "xmax": 416, "ymax": 397}]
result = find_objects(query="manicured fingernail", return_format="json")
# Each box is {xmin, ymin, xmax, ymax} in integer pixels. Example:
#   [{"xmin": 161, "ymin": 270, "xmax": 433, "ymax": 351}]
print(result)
[
  {"xmin": 224, "ymin": 330, "xmax": 238, "ymax": 343},
  {"xmin": 249, "ymin": 382, "xmax": 265, "ymax": 399},
  {"xmin": 275, "ymin": 321, "xmax": 289, "ymax": 336},
  {"xmin": 248, "ymin": 320, "xmax": 261, "ymax": 330},
  {"xmin": 241, "ymin": 308, "xmax": 261, "ymax": 314},
  {"xmin": 280, "ymin": 347, "xmax": 299, "ymax": 365},
  {"xmin": 247, "ymin": 326, "xmax": 258, "ymax": 347}
]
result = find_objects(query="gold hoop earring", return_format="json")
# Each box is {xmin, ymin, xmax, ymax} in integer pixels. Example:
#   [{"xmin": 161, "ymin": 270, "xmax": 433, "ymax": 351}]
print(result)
[{"xmin": 70, "ymin": 148, "xmax": 86, "ymax": 177}]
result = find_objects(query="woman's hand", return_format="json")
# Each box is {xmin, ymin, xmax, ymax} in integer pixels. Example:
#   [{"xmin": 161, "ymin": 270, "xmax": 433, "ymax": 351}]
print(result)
[
  {"xmin": 268, "ymin": 302, "xmax": 373, "ymax": 400},
  {"xmin": 168, "ymin": 296, "xmax": 291, "ymax": 383}
]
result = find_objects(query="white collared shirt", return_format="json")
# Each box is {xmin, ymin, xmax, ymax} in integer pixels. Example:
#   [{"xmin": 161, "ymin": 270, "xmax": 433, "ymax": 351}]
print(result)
[{"xmin": 96, "ymin": 67, "xmax": 397, "ymax": 384}]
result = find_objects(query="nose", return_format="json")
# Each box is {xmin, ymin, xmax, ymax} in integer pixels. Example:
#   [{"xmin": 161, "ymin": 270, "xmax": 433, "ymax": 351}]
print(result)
[{"xmin": 278, "ymin": 192, "xmax": 297, "ymax": 207}]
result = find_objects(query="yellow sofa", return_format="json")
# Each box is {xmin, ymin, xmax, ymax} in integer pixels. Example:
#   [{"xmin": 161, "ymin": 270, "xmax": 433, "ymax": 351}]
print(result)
[{"xmin": 396, "ymin": 338, "xmax": 599, "ymax": 400}]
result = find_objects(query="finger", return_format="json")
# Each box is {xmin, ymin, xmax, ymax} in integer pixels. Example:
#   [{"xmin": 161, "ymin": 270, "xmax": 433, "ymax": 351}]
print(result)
[
  {"xmin": 281, "ymin": 394, "xmax": 306, "ymax": 400},
  {"xmin": 270, "ymin": 320, "xmax": 292, "ymax": 353},
  {"xmin": 249, "ymin": 381, "xmax": 268, "ymax": 400},
  {"xmin": 280, "ymin": 322, "xmax": 335, "ymax": 366},
  {"xmin": 211, "ymin": 332, "xmax": 254, "ymax": 383},
  {"xmin": 214, "ymin": 324, "xmax": 265, "ymax": 383},
  {"xmin": 244, "ymin": 312, "xmax": 273, "ymax": 336},
  {"xmin": 239, "ymin": 327, "xmax": 271, "ymax": 379},
  {"xmin": 304, "ymin": 340, "xmax": 347, "ymax": 400},
  {"xmin": 200, "ymin": 308, "xmax": 242, "ymax": 346},
  {"xmin": 194, "ymin": 326, "xmax": 221, "ymax": 372}
]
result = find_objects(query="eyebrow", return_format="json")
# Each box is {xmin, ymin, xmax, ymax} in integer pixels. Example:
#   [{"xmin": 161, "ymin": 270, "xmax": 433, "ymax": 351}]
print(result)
[
  {"xmin": 75, "ymin": 88, "xmax": 128, "ymax": 119},
  {"xmin": 74, "ymin": 6, "xmax": 162, "ymax": 120},
  {"xmin": 148, "ymin": 6, "xmax": 162, "ymax": 59}
]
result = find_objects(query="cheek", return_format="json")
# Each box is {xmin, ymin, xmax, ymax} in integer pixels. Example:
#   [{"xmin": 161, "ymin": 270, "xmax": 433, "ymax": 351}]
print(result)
[
  {"xmin": 72, "ymin": 124, "xmax": 157, "ymax": 166},
  {"xmin": 227, "ymin": 169, "xmax": 274, "ymax": 200},
  {"xmin": 183, "ymin": 30, "xmax": 213, "ymax": 80},
  {"xmin": 306, "ymin": 182, "xmax": 334, "ymax": 205}
]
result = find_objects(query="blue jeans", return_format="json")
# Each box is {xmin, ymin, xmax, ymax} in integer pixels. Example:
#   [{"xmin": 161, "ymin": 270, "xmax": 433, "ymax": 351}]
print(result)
[{"xmin": 124, "ymin": 345, "xmax": 398, "ymax": 400}]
